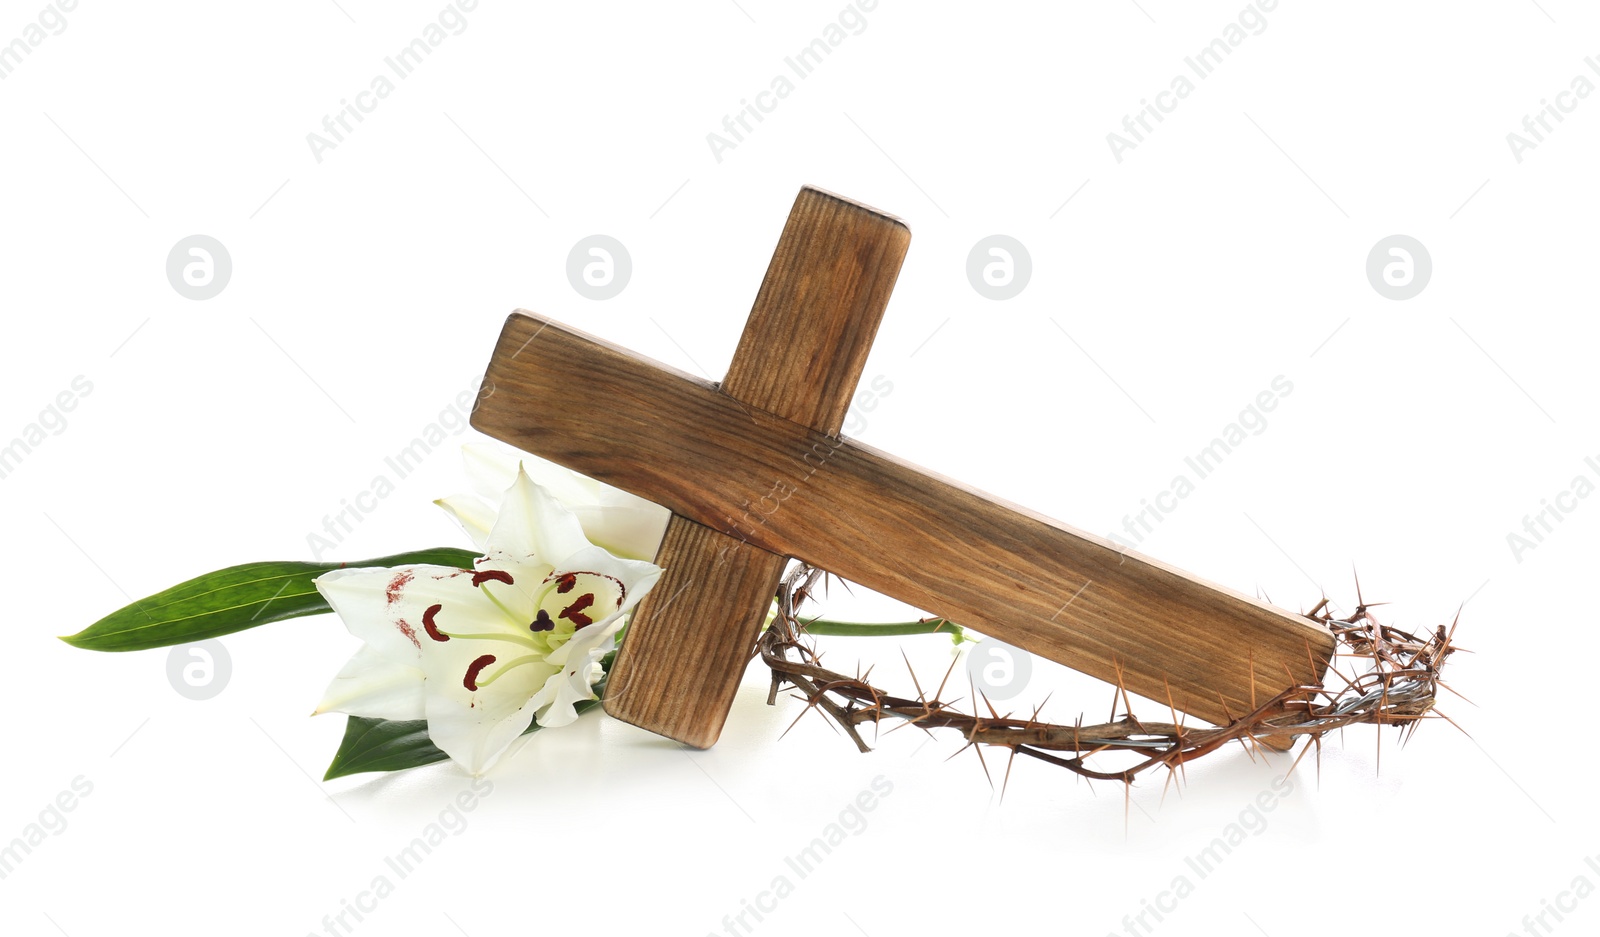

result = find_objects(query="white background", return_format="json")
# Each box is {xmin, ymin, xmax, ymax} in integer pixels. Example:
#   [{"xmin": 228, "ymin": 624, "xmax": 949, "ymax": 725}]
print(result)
[{"xmin": 2, "ymin": 1, "xmax": 1596, "ymax": 935}]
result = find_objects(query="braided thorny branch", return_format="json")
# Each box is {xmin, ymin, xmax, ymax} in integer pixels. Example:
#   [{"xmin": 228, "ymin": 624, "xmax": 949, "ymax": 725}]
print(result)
[{"xmin": 760, "ymin": 565, "xmax": 1464, "ymax": 790}]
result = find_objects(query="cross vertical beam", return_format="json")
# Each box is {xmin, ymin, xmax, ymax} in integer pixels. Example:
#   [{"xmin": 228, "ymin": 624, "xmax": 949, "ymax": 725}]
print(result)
[{"xmin": 602, "ymin": 187, "xmax": 910, "ymax": 748}]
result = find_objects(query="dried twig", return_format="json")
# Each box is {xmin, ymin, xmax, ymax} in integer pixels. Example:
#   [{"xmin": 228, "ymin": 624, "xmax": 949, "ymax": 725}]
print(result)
[{"xmin": 760, "ymin": 564, "xmax": 1463, "ymax": 789}]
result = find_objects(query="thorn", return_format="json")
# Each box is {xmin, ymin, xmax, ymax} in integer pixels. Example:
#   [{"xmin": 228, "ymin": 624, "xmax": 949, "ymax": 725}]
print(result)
[
  {"xmin": 979, "ymin": 688, "xmax": 1001, "ymax": 720},
  {"xmin": 900, "ymin": 647, "xmax": 927, "ymax": 703},
  {"xmin": 933, "ymin": 654, "xmax": 959, "ymax": 704}
]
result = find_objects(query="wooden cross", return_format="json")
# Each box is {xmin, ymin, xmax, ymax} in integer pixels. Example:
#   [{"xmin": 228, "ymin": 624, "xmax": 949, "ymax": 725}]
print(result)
[{"xmin": 471, "ymin": 186, "xmax": 1334, "ymax": 749}]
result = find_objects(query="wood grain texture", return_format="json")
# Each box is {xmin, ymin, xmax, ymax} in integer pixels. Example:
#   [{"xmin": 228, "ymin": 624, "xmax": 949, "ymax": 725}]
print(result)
[
  {"xmin": 474, "ymin": 312, "xmax": 1336, "ymax": 730},
  {"xmin": 721, "ymin": 188, "xmax": 910, "ymax": 430},
  {"xmin": 600, "ymin": 519, "xmax": 790, "ymax": 746},
  {"xmin": 595, "ymin": 187, "xmax": 911, "ymax": 747}
]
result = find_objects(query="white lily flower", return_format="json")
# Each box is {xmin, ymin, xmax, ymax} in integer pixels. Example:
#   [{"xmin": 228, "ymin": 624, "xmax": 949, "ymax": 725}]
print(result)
[
  {"xmin": 313, "ymin": 465, "xmax": 663, "ymax": 775},
  {"xmin": 435, "ymin": 442, "xmax": 670, "ymax": 562}
]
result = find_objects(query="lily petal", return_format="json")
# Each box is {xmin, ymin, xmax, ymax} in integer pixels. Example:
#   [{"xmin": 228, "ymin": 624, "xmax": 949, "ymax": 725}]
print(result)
[
  {"xmin": 315, "ymin": 567, "xmax": 427, "ymax": 663},
  {"xmin": 313, "ymin": 643, "xmax": 425, "ymax": 720},
  {"xmin": 570, "ymin": 504, "xmax": 669, "ymax": 563},
  {"xmin": 433, "ymin": 494, "xmax": 495, "ymax": 551},
  {"xmin": 483, "ymin": 466, "xmax": 594, "ymax": 565},
  {"xmin": 461, "ymin": 442, "xmax": 669, "ymax": 560},
  {"xmin": 420, "ymin": 648, "xmax": 558, "ymax": 775},
  {"xmin": 463, "ymin": 442, "xmax": 591, "ymax": 507},
  {"xmin": 315, "ymin": 564, "xmax": 482, "ymax": 662}
]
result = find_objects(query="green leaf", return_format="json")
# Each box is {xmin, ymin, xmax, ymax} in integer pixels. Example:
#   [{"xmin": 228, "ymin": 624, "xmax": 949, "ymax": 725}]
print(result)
[
  {"xmin": 323, "ymin": 661, "xmax": 614, "ymax": 780},
  {"xmin": 321, "ymin": 699, "xmax": 604, "ymax": 780},
  {"xmin": 61, "ymin": 547, "xmax": 481, "ymax": 652},
  {"xmin": 322, "ymin": 717, "xmax": 445, "ymax": 779}
]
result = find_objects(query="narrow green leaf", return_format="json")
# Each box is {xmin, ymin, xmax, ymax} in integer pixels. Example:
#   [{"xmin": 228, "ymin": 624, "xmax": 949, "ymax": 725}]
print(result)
[
  {"xmin": 61, "ymin": 548, "xmax": 481, "ymax": 652},
  {"xmin": 800, "ymin": 616, "xmax": 972, "ymax": 645},
  {"xmin": 322, "ymin": 655, "xmax": 614, "ymax": 779}
]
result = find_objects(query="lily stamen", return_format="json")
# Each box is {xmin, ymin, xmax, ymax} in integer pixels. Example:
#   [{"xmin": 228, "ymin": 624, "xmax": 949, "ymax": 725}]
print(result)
[
  {"xmin": 471, "ymin": 653, "xmax": 546, "ymax": 689},
  {"xmin": 424, "ymin": 602, "xmax": 551, "ymax": 652},
  {"xmin": 529, "ymin": 569, "xmax": 628, "ymax": 629},
  {"xmin": 477, "ymin": 580, "xmax": 528, "ymax": 629}
]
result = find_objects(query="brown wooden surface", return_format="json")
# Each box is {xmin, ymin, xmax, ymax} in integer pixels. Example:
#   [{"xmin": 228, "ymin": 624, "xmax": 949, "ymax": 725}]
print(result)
[
  {"xmin": 475, "ymin": 312, "xmax": 1336, "ymax": 730},
  {"xmin": 595, "ymin": 187, "xmax": 911, "ymax": 747},
  {"xmin": 599, "ymin": 519, "xmax": 789, "ymax": 742},
  {"xmin": 720, "ymin": 189, "xmax": 909, "ymax": 429}
]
